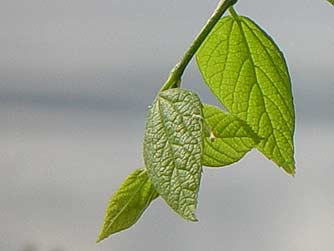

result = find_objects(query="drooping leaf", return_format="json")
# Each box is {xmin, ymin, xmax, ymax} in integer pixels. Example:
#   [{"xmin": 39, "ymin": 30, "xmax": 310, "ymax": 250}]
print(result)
[
  {"xmin": 203, "ymin": 104, "xmax": 260, "ymax": 167},
  {"xmin": 196, "ymin": 15, "xmax": 295, "ymax": 175},
  {"xmin": 97, "ymin": 168, "xmax": 158, "ymax": 242},
  {"xmin": 143, "ymin": 88, "xmax": 203, "ymax": 221}
]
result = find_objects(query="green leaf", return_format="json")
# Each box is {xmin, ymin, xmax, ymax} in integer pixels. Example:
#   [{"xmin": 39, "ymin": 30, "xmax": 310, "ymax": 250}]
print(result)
[
  {"xmin": 196, "ymin": 15, "xmax": 295, "ymax": 175},
  {"xmin": 97, "ymin": 168, "xmax": 158, "ymax": 242},
  {"xmin": 143, "ymin": 88, "xmax": 203, "ymax": 221},
  {"xmin": 327, "ymin": 0, "xmax": 334, "ymax": 5},
  {"xmin": 203, "ymin": 104, "xmax": 260, "ymax": 167}
]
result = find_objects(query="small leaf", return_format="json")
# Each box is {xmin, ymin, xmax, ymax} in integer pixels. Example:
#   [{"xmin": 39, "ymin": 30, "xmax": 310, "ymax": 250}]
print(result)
[
  {"xmin": 203, "ymin": 104, "xmax": 260, "ymax": 167},
  {"xmin": 196, "ymin": 15, "xmax": 295, "ymax": 175},
  {"xmin": 327, "ymin": 0, "xmax": 334, "ymax": 5},
  {"xmin": 97, "ymin": 168, "xmax": 158, "ymax": 242},
  {"xmin": 143, "ymin": 88, "xmax": 203, "ymax": 221}
]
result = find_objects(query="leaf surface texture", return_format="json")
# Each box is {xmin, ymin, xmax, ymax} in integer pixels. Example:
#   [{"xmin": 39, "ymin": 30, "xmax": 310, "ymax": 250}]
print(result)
[
  {"xmin": 197, "ymin": 16, "xmax": 295, "ymax": 174},
  {"xmin": 144, "ymin": 88, "xmax": 203, "ymax": 221}
]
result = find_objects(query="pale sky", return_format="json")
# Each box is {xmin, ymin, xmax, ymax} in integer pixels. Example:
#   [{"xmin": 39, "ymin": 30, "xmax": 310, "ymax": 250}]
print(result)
[{"xmin": 1, "ymin": 0, "xmax": 333, "ymax": 121}]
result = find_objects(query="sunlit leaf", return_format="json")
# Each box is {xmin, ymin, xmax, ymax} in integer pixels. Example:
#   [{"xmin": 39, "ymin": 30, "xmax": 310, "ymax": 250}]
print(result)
[
  {"xmin": 197, "ymin": 15, "xmax": 295, "ymax": 175},
  {"xmin": 97, "ymin": 168, "xmax": 158, "ymax": 242}
]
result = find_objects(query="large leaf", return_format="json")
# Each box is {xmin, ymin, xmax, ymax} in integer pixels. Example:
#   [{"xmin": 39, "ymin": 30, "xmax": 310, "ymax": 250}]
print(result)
[
  {"xmin": 196, "ymin": 15, "xmax": 295, "ymax": 175},
  {"xmin": 97, "ymin": 168, "xmax": 158, "ymax": 242},
  {"xmin": 203, "ymin": 104, "xmax": 260, "ymax": 167},
  {"xmin": 143, "ymin": 88, "xmax": 203, "ymax": 221}
]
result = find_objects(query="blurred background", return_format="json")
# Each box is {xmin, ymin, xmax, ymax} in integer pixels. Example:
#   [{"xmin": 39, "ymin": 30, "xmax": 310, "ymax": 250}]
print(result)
[{"xmin": 1, "ymin": 0, "xmax": 334, "ymax": 250}]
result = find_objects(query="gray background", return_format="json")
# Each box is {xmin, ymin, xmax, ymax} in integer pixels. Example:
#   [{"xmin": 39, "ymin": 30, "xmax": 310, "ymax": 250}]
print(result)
[{"xmin": 1, "ymin": 0, "xmax": 334, "ymax": 250}]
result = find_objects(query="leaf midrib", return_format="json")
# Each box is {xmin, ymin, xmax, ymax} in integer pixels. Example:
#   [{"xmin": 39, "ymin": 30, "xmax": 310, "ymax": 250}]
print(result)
[
  {"xmin": 232, "ymin": 17, "xmax": 289, "ymax": 168},
  {"xmin": 156, "ymin": 96, "xmax": 193, "ymax": 216},
  {"xmin": 241, "ymin": 18, "xmax": 294, "ymax": 122},
  {"xmin": 104, "ymin": 170, "xmax": 148, "ymax": 234}
]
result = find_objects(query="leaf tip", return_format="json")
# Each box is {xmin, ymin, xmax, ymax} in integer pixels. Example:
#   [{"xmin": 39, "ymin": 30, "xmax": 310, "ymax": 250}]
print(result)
[
  {"xmin": 96, "ymin": 228, "xmax": 109, "ymax": 243},
  {"xmin": 95, "ymin": 233, "xmax": 104, "ymax": 244},
  {"xmin": 288, "ymin": 168, "xmax": 296, "ymax": 178},
  {"xmin": 188, "ymin": 213, "xmax": 199, "ymax": 222},
  {"xmin": 281, "ymin": 162, "xmax": 296, "ymax": 177}
]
